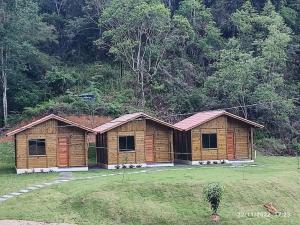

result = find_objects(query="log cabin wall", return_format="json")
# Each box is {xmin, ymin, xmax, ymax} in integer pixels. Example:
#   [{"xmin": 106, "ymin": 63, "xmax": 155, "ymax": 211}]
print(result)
[
  {"xmin": 15, "ymin": 119, "xmax": 88, "ymax": 169},
  {"xmin": 104, "ymin": 118, "xmax": 174, "ymax": 166},
  {"xmin": 146, "ymin": 120, "xmax": 173, "ymax": 163},
  {"xmin": 190, "ymin": 116, "xmax": 252, "ymax": 161},
  {"xmin": 57, "ymin": 121, "xmax": 87, "ymax": 167},
  {"xmin": 107, "ymin": 119, "xmax": 146, "ymax": 165},
  {"xmin": 15, "ymin": 119, "xmax": 57, "ymax": 169},
  {"xmin": 227, "ymin": 118, "xmax": 251, "ymax": 160}
]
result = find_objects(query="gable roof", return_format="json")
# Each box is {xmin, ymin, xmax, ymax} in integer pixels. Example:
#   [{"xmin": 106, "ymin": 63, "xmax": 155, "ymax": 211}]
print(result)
[
  {"xmin": 173, "ymin": 110, "xmax": 264, "ymax": 131},
  {"xmin": 7, "ymin": 114, "xmax": 95, "ymax": 136},
  {"xmin": 93, "ymin": 112, "xmax": 181, "ymax": 134}
]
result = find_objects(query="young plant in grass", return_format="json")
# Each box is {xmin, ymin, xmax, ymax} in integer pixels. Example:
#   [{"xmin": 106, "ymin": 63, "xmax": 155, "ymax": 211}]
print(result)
[
  {"xmin": 122, "ymin": 156, "xmax": 129, "ymax": 182},
  {"xmin": 203, "ymin": 182, "xmax": 224, "ymax": 221}
]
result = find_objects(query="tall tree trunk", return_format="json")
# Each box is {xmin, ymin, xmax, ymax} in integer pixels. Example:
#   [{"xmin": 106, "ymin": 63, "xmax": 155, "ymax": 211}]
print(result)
[
  {"xmin": 140, "ymin": 69, "xmax": 145, "ymax": 107},
  {"xmin": 1, "ymin": 47, "xmax": 8, "ymax": 127}
]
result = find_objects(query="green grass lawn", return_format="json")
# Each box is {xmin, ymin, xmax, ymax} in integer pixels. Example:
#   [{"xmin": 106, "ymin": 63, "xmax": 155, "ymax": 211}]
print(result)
[
  {"xmin": 0, "ymin": 142, "xmax": 57, "ymax": 195},
  {"xmin": 0, "ymin": 142, "xmax": 300, "ymax": 225}
]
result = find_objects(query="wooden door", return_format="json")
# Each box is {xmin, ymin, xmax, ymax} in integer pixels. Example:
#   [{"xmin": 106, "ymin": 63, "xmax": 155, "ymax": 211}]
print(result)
[
  {"xmin": 227, "ymin": 131, "xmax": 235, "ymax": 160},
  {"xmin": 58, "ymin": 137, "xmax": 69, "ymax": 167},
  {"xmin": 145, "ymin": 134, "xmax": 154, "ymax": 163}
]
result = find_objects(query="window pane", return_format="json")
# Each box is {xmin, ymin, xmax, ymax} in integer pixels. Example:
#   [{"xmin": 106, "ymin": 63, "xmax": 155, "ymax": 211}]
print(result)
[
  {"xmin": 209, "ymin": 134, "xmax": 217, "ymax": 148},
  {"xmin": 36, "ymin": 139, "xmax": 46, "ymax": 155},
  {"xmin": 29, "ymin": 140, "xmax": 37, "ymax": 155},
  {"xmin": 202, "ymin": 134, "xmax": 210, "ymax": 148},
  {"xmin": 202, "ymin": 133, "xmax": 217, "ymax": 149},
  {"xmin": 119, "ymin": 136, "xmax": 127, "ymax": 150},
  {"xmin": 126, "ymin": 136, "xmax": 135, "ymax": 150},
  {"xmin": 119, "ymin": 136, "xmax": 135, "ymax": 151},
  {"xmin": 28, "ymin": 139, "xmax": 46, "ymax": 155}
]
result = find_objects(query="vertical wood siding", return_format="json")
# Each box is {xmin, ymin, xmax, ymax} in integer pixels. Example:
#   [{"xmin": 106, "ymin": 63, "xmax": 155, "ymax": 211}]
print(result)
[
  {"xmin": 146, "ymin": 120, "xmax": 172, "ymax": 163},
  {"xmin": 104, "ymin": 118, "xmax": 173, "ymax": 166},
  {"xmin": 15, "ymin": 119, "xmax": 88, "ymax": 169},
  {"xmin": 174, "ymin": 115, "xmax": 252, "ymax": 161}
]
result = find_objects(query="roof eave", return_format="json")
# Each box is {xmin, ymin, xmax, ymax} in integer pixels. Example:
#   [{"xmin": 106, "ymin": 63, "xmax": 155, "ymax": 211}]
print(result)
[
  {"xmin": 173, "ymin": 111, "xmax": 264, "ymax": 131},
  {"xmin": 93, "ymin": 112, "xmax": 183, "ymax": 134},
  {"xmin": 6, "ymin": 114, "xmax": 95, "ymax": 136}
]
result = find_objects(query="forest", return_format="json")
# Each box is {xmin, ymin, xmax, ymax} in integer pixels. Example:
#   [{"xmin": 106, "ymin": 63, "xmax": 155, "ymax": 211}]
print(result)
[{"xmin": 0, "ymin": 0, "xmax": 299, "ymax": 154}]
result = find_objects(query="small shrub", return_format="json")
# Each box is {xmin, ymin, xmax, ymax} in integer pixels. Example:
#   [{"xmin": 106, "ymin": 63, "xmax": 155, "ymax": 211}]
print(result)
[
  {"xmin": 199, "ymin": 161, "xmax": 203, "ymax": 165},
  {"xmin": 115, "ymin": 165, "xmax": 120, "ymax": 169},
  {"xmin": 206, "ymin": 161, "xmax": 211, "ymax": 165},
  {"xmin": 122, "ymin": 165, "xmax": 127, "ymax": 169},
  {"xmin": 129, "ymin": 165, "xmax": 135, "ymax": 168},
  {"xmin": 213, "ymin": 161, "xmax": 218, "ymax": 164},
  {"xmin": 136, "ymin": 164, "xmax": 142, "ymax": 168},
  {"xmin": 203, "ymin": 182, "xmax": 224, "ymax": 215},
  {"xmin": 221, "ymin": 160, "xmax": 225, "ymax": 164}
]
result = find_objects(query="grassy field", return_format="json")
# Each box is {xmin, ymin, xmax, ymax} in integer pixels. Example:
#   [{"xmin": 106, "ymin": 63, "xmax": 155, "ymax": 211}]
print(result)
[
  {"xmin": 0, "ymin": 143, "xmax": 300, "ymax": 225},
  {"xmin": 0, "ymin": 142, "xmax": 57, "ymax": 195}
]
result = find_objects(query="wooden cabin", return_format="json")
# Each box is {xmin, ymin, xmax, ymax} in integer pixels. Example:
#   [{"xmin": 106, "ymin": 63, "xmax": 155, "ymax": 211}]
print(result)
[
  {"xmin": 173, "ymin": 110, "xmax": 263, "ymax": 164},
  {"xmin": 7, "ymin": 114, "xmax": 95, "ymax": 174},
  {"xmin": 94, "ymin": 112, "xmax": 179, "ymax": 169}
]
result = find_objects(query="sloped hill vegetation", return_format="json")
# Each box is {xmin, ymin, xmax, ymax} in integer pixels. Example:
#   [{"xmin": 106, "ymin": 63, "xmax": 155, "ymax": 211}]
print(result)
[{"xmin": 1, "ymin": 0, "xmax": 299, "ymax": 154}]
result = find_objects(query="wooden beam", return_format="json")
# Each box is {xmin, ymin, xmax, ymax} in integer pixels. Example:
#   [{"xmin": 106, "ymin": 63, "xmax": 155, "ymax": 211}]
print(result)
[
  {"xmin": 134, "ymin": 130, "xmax": 137, "ymax": 164},
  {"xmin": 251, "ymin": 127, "xmax": 254, "ymax": 160},
  {"xmin": 85, "ymin": 131, "xmax": 88, "ymax": 166},
  {"xmin": 170, "ymin": 130, "xmax": 174, "ymax": 163}
]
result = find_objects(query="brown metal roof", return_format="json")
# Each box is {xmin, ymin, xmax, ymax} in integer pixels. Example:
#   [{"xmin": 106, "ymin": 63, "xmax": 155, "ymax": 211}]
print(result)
[
  {"xmin": 173, "ymin": 110, "xmax": 264, "ymax": 131},
  {"xmin": 93, "ymin": 112, "xmax": 181, "ymax": 133},
  {"xmin": 7, "ymin": 114, "xmax": 95, "ymax": 136}
]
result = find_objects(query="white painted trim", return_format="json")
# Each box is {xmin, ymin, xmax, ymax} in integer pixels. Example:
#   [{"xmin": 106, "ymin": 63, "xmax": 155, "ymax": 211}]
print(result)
[
  {"xmin": 56, "ymin": 167, "xmax": 88, "ymax": 172},
  {"xmin": 190, "ymin": 160, "xmax": 225, "ymax": 165},
  {"xmin": 146, "ymin": 163, "xmax": 174, "ymax": 167},
  {"xmin": 174, "ymin": 159, "xmax": 254, "ymax": 166},
  {"xmin": 228, "ymin": 160, "xmax": 254, "ymax": 164},
  {"xmin": 106, "ymin": 163, "xmax": 147, "ymax": 170},
  {"xmin": 104, "ymin": 163, "xmax": 174, "ymax": 169},
  {"xmin": 16, "ymin": 167, "xmax": 88, "ymax": 174}
]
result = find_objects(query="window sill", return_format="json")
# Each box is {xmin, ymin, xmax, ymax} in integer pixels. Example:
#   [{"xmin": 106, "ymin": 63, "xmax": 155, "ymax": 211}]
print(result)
[
  {"xmin": 28, "ymin": 155, "xmax": 47, "ymax": 157},
  {"xmin": 118, "ymin": 150, "xmax": 135, "ymax": 153},
  {"xmin": 202, "ymin": 148, "xmax": 218, "ymax": 151}
]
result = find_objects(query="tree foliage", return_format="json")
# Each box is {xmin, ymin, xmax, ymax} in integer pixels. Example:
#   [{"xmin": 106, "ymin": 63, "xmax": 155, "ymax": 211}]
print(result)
[
  {"xmin": 203, "ymin": 182, "xmax": 224, "ymax": 215},
  {"xmin": 0, "ymin": 0, "xmax": 299, "ymax": 153}
]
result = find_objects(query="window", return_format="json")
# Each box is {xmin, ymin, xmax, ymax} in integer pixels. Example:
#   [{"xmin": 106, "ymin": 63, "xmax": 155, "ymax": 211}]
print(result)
[
  {"xmin": 28, "ymin": 139, "xmax": 46, "ymax": 155},
  {"xmin": 119, "ymin": 136, "xmax": 135, "ymax": 151},
  {"xmin": 202, "ymin": 134, "xmax": 217, "ymax": 149}
]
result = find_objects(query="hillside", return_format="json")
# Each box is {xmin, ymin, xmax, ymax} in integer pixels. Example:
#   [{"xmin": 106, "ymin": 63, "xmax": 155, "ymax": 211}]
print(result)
[{"xmin": 1, "ymin": 0, "xmax": 299, "ymax": 153}]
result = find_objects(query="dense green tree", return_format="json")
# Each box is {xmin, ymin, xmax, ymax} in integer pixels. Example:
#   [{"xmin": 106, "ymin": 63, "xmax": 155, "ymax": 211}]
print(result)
[
  {"xmin": 0, "ymin": 0, "xmax": 55, "ymax": 126},
  {"xmin": 97, "ymin": 0, "xmax": 192, "ymax": 106},
  {"xmin": 0, "ymin": 0, "xmax": 299, "ymax": 153},
  {"xmin": 177, "ymin": 0, "xmax": 223, "ymax": 71},
  {"xmin": 205, "ymin": 0, "xmax": 295, "ymax": 142}
]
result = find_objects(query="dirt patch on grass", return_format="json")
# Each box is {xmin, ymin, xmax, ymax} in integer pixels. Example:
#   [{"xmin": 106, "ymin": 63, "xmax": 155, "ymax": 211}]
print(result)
[{"xmin": 0, "ymin": 220, "xmax": 76, "ymax": 225}]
